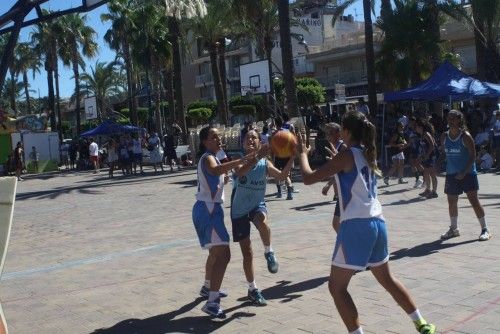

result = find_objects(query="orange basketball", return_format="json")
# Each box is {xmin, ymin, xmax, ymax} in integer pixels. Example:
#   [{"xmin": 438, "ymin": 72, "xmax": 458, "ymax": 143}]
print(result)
[{"xmin": 270, "ymin": 130, "xmax": 297, "ymax": 158}]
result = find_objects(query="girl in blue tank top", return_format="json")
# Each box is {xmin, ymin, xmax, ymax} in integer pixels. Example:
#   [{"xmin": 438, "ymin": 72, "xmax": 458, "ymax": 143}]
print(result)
[
  {"xmin": 440, "ymin": 110, "xmax": 490, "ymax": 242},
  {"xmin": 297, "ymin": 111, "xmax": 436, "ymax": 334},
  {"xmin": 231, "ymin": 129, "xmax": 294, "ymax": 306}
]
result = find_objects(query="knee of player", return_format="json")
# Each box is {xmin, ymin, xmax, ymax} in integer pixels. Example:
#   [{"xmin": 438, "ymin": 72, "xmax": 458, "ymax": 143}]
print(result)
[{"xmin": 240, "ymin": 243, "xmax": 253, "ymax": 259}]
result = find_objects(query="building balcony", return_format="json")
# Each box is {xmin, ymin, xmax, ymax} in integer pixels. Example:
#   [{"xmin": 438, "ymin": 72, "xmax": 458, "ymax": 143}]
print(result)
[
  {"xmin": 195, "ymin": 73, "xmax": 213, "ymax": 88},
  {"xmin": 294, "ymin": 62, "xmax": 315, "ymax": 75},
  {"xmin": 316, "ymin": 70, "xmax": 368, "ymax": 87}
]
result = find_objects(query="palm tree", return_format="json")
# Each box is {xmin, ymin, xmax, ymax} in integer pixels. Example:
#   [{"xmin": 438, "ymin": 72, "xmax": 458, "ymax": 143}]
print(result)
[
  {"xmin": 80, "ymin": 61, "xmax": 125, "ymax": 120},
  {"xmin": 101, "ymin": 0, "xmax": 140, "ymax": 125},
  {"xmin": 13, "ymin": 42, "xmax": 41, "ymax": 115},
  {"xmin": 57, "ymin": 14, "xmax": 98, "ymax": 135},
  {"xmin": 165, "ymin": 0, "xmax": 207, "ymax": 131},
  {"xmin": 2, "ymin": 78, "xmax": 23, "ymax": 115},
  {"xmin": 129, "ymin": 2, "xmax": 171, "ymax": 134},
  {"xmin": 31, "ymin": 17, "xmax": 59, "ymax": 129},
  {"xmin": 277, "ymin": 0, "xmax": 298, "ymax": 116},
  {"xmin": 187, "ymin": 1, "xmax": 231, "ymax": 125}
]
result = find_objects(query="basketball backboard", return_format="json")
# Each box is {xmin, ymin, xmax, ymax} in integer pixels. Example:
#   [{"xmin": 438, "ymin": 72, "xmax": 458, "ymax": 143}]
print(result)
[{"xmin": 239, "ymin": 60, "xmax": 270, "ymax": 96}]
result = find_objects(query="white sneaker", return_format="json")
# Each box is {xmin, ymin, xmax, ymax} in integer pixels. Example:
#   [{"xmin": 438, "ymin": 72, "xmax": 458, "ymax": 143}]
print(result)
[
  {"xmin": 440, "ymin": 227, "xmax": 460, "ymax": 240},
  {"xmin": 414, "ymin": 179, "xmax": 423, "ymax": 188},
  {"xmin": 479, "ymin": 228, "xmax": 491, "ymax": 241}
]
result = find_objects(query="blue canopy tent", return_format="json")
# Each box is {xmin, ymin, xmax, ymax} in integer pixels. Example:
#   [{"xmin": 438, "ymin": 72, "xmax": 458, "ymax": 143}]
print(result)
[
  {"xmin": 381, "ymin": 62, "xmax": 500, "ymax": 166},
  {"xmin": 384, "ymin": 62, "xmax": 500, "ymax": 102},
  {"xmin": 80, "ymin": 121, "xmax": 142, "ymax": 137}
]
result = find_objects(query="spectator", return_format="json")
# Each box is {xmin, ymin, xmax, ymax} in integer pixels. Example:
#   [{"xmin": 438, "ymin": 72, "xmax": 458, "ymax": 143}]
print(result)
[
  {"xmin": 163, "ymin": 130, "xmax": 179, "ymax": 172},
  {"xmin": 89, "ymin": 137, "xmax": 99, "ymax": 173},
  {"xmin": 260, "ymin": 124, "xmax": 270, "ymax": 144},
  {"xmin": 148, "ymin": 132, "xmax": 164, "ymax": 173},
  {"xmin": 355, "ymin": 97, "xmax": 369, "ymax": 116},
  {"xmin": 491, "ymin": 110, "xmax": 500, "ymax": 168},
  {"xmin": 13, "ymin": 141, "xmax": 24, "ymax": 180},
  {"xmin": 60, "ymin": 142, "xmax": 69, "ymax": 170},
  {"xmin": 477, "ymin": 146, "xmax": 493, "ymax": 172},
  {"xmin": 29, "ymin": 146, "xmax": 39, "ymax": 173},
  {"xmin": 68, "ymin": 141, "xmax": 77, "ymax": 170},
  {"xmin": 132, "ymin": 134, "xmax": 144, "ymax": 174},
  {"xmin": 397, "ymin": 110, "xmax": 409, "ymax": 128},
  {"xmin": 474, "ymin": 126, "xmax": 490, "ymax": 147}
]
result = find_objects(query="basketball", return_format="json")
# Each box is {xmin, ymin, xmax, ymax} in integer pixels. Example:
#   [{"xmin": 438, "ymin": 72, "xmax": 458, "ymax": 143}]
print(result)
[{"xmin": 270, "ymin": 130, "xmax": 297, "ymax": 158}]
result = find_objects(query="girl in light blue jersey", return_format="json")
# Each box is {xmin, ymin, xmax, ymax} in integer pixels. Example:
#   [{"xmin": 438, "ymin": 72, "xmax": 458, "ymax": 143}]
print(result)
[
  {"xmin": 298, "ymin": 111, "xmax": 435, "ymax": 334},
  {"xmin": 231, "ymin": 129, "xmax": 293, "ymax": 306},
  {"xmin": 193, "ymin": 126, "xmax": 263, "ymax": 318},
  {"xmin": 440, "ymin": 110, "xmax": 490, "ymax": 241}
]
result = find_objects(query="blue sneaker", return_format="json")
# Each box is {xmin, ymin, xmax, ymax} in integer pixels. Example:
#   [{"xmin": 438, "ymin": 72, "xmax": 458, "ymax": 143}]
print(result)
[
  {"xmin": 201, "ymin": 298, "xmax": 226, "ymax": 318},
  {"xmin": 248, "ymin": 289, "xmax": 267, "ymax": 306},
  {"xmin": 265, "ymin": 251, "xmax": 279, "ymax": 273},
  {"xmin": 199, "ymin": 285, "xmax": 228, "ymax": 298}
]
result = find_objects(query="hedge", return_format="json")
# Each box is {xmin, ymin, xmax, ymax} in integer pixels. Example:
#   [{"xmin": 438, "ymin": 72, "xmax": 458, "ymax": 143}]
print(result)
[{"xmin": 231, "ymin": 105, "xmax": 256, "ymax": 115}]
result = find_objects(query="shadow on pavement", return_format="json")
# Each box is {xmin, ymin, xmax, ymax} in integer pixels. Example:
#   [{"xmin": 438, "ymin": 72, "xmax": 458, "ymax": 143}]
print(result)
[
  {"xmin": 91, "ymin": 297, "xmax": 255, "ymax": 334},
  {"xmin": 382, "ymin": 196, "xmax": 427, "ymax": 206},
  {"xmin": 236, "ymin": 277, "xmax": 329, "ymax": 303},
  {"xmin": 292, "ymin": 201, "xmax": 332, "ymax": 211},
  {"xmin": 16, "ymin": 171, "xmax": 196, "ymax": 201},
  {"xmin": 390, "ymin": 239, "xmax": 478, "ymax": 261}
]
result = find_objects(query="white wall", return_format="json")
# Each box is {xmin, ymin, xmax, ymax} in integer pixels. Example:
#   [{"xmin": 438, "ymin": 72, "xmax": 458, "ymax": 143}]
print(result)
[{"xmin": 12, "ymin": 132, "xmax": 60, "ymax": 163}]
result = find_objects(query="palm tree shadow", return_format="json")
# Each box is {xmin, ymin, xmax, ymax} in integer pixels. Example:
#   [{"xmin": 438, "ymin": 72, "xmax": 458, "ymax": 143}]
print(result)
[
  {"xmin": 91, "ymin": 297, "xmax": 255, "ymax": 334},
  {"xmin": 236, "ymin": 277, "xmax": 329, "ymax": 304},
  {"xmin": 390, "ymin": 239, "xmax": 478, "ymax": 261}
]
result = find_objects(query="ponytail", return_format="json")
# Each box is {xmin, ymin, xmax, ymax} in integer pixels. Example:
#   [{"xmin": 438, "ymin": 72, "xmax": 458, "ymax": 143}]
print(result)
[
  {"xmin": 197, "ymin": 126, "xmax": 212, "ymax": 160},
  {"xmin": 361, "ymin": 120, "xmax": 382, "ymax": 176}
]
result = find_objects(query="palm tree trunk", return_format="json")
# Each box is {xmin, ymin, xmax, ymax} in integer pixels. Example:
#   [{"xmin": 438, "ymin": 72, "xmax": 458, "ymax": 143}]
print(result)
[
  {"xmin": 54, "ymin": 61, "xmax": 63, "ymax": 142},
  {"xmin": 124, "ymin": 40, "xmax": 138, "ymax": 125},
  {"xmin": 380, "ymin": 0, "xmax": 392, "ymax": 21},
  {"xmin": 168, "ymin": 17, "xmax": 186, "ymax": 132},
  {"xmin": 363, "ymin": 0, "xmax": 377, "ymax": 118},
  {"xmin": 22, "ymin": 71, "xmax": 32, "ymax": 114},
  {"xmin": 164, "ymin": 70, "xmax": 176, "ymax": 123},
  {"xmin": 425, "ymin": 0, "xmax": 440, "ymax": 70},
  {"xmin": 209, "ymin": 46, "xmax": 226, "ymax": 125},
  {"xmin": 10, "ymin": 70, "xmax": 17, "ymax": 116},
  {"xmin": 45, "ymin": 61, "xmax": 56, "ymax": 130},
  {"xmin": 218, "ymin": 38, "xmax": 229, "ymax": 122},
  {"xmin": 277, "ymin": 0, "xmax": 298, "ymax": 116},
  {"xmin": 152, "ymin": 61, "xmax": 163, "ymax": 135},
  {"xmin": 265, "ymin": 36, "xmax": 274, "ymax": 96},
  {"xmin": 72, "ymin": 51, "xmax": 81, "ymax": 135}
]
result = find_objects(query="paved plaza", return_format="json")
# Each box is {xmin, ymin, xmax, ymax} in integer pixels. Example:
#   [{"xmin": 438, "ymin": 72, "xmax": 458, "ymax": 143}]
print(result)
[{"xmin": 2, "ymin": 167, "xmax": 500, "ymax": 333}]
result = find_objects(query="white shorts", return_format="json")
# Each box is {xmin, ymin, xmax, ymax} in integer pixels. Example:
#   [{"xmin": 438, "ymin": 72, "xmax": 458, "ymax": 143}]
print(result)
[{"xmin": 391, "ymin": 152, "xmax": 405, "ymax": 161}]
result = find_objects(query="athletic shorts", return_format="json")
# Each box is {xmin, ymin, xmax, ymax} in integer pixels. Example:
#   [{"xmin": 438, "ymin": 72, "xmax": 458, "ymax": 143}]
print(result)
[
  {"xmin": 334, "ymin": 201, "xmax": 340, "ymax": 217},
  {"xmin": 421, "ymin": 154, "xmax": 436, "ymax": 168},
  {"xmin": 332, "ymin": 217, "xmax": 389, "ymax": 271},
  {"xmin": 391, "ymin": 152, "xmax": 404, "ymax": 161},
  {"xmin": 444, "ymin": 173, "xmax": 479, "ymax": 195},
  {"xmin": 134, "ymin": 153, "xmax": 143, "ymax": 163},
  {"xmin": 90, "ymin": 156, "xmax": 98, "ymax": 163},
  {"xmin": 231, "ymin": 204, "xmax": 267, "ymax": 242},
  {"xmin": 274, "ymin": 157, "xmax": 289, "ymax": 170},
  {"xmin": 192, "ymin": 201, "xmax": 229, "ymax": 249}
]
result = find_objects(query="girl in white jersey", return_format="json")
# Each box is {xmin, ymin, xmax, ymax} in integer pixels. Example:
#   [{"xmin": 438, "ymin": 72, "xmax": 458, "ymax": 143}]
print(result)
[
  {"xmin": 298, "ymin": 111, "xmax": 436, "ymax": 334},
  {"xmin": 193, "ymin": 126, "xmax": 263, "ymax": 318}
]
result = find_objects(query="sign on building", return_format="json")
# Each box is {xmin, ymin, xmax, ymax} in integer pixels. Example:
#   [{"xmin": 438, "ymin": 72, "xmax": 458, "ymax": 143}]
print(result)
[
  {"xmin": 84, "ymin": 96, "xmax": 98, "ymax": 120},
  {"xmin": 335, "ymin": 84, "xmax": 346, "ymax": 103}
]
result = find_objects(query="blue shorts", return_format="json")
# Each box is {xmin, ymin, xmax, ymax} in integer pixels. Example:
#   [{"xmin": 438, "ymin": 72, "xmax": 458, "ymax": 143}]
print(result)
[
  {"xmin": 332, "ymin": 218, "xmax": 389, "ymax": 270},
  {"xmin": 134, "ymin": 153, "xmax": 143, "ymax": 163},
  {"xmin": 192, "ymin": 201, "xmax": 230, "ymax": 249},
  {"xmin": 231, "ymin": 203, "xmax": 267, "ymax": 242},
  {"xmin": 444, "ymin": 173, "xmax": 479, "ymax": 195}
]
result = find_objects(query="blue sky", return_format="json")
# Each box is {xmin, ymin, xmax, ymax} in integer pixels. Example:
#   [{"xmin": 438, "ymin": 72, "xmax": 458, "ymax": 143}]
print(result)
[{"xmin": 1, "ymin": 0, "xmax": 378, "ymax": 99}]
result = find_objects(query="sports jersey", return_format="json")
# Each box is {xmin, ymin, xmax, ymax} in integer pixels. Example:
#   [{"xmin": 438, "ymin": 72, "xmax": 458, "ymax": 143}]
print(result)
[
  {"xmin": 334, "ymin": 147, "xmax": 383, "ymax": 223},
  {"xmin": 195, "ymin": 152, "xmax": 225, "ymax": 203},
  {"xmin": 444, "ymin": 131, "xmax": 476, "ymax": 175},
  {"xmin": 231, "ymin": 158, "xmax": 267, "ymax": 218}
]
